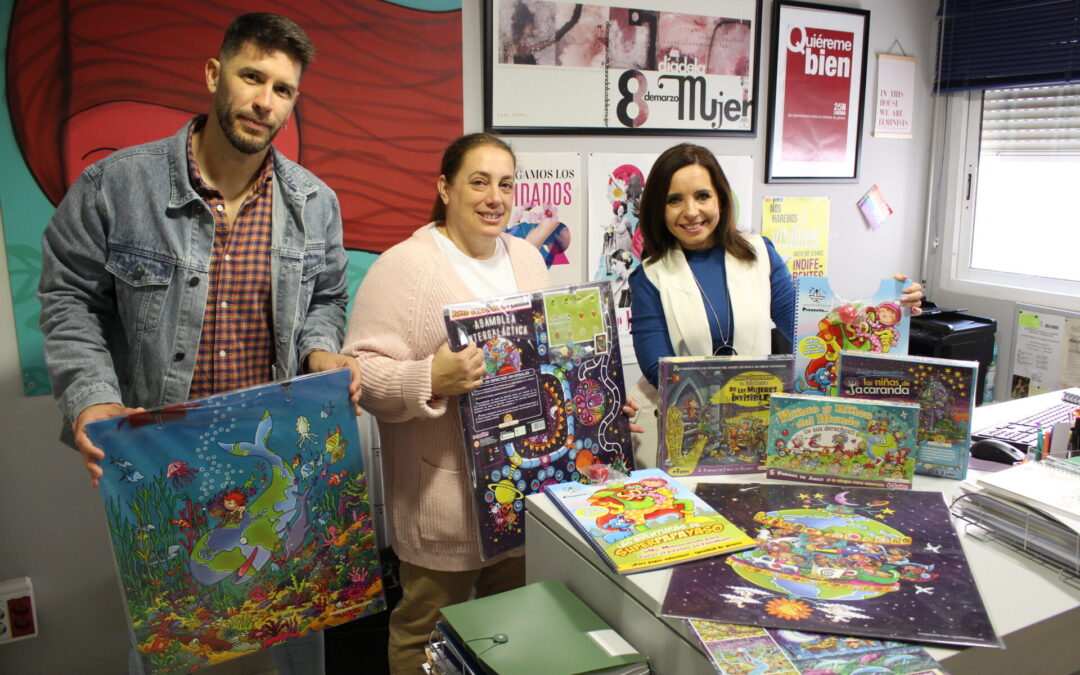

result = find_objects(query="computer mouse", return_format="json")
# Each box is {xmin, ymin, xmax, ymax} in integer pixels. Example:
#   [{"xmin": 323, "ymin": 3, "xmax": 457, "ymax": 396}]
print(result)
[{"xmin": 969, "ymin": 438, "xmax": 1026, "ymax": 464}]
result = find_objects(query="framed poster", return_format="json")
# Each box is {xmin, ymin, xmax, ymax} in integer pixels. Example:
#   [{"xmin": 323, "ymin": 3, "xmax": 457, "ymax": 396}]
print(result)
[
  {"xmin": 485, "ymin": 0, "xmax": 762, "ymax": 135},
  {"xmin": 765, "ymin": 1, "xmax": 869, "ymax": 183}
]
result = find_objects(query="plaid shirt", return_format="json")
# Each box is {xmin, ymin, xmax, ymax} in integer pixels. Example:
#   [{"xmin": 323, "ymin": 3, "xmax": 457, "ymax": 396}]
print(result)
[{"xmin": 187, "ymin": 120, "xmax": 275, "ymax": 398}]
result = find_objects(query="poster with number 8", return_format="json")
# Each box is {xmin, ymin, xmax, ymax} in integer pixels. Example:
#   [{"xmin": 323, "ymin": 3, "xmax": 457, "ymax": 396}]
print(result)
[{"xmin": 485, "ymin": 0, "xmax": 763, "ymax": 134}]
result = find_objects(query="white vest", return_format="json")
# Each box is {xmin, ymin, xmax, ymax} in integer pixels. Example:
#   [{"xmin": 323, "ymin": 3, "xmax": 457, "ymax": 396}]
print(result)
[{"xmin": 630, "ymin": 235, "xmax": 773, "ymax": 467}]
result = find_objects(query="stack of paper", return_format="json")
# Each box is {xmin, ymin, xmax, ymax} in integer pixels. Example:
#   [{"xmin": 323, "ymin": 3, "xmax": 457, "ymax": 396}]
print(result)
[{"xmin": 953, "ymin": 458, "xmax": 1080, "ymax": 576}]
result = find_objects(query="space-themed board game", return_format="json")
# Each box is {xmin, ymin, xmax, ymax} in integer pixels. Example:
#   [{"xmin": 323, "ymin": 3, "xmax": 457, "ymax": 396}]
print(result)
[
  {"xmin": 839, "ymin": 352, "xmax": 979, "ymax": 480},
  {"xmin": 662, "ymin": 483, "xmax": 998, "ymax": 648},
  {"xmin": 657, "ymin": 355, "xmax": 794, "ymax": 476},
  {"xmin": 444, "ymin": 281, "xmax": 635, "ymax": 559},
  {"xmin": 87, "ymin": 369, "xmax": 385, "ymax": 673}
]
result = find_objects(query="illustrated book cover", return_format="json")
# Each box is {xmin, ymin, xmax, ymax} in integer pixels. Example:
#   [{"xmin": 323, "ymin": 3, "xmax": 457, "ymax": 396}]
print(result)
[
  {"xmin": 839, "ymin": 352, "xmax": 979, "ymax": 479},
  {"xmin": 439, "ymin": 580, "xmax": 647, "ymax": 675},
  {"xmin": 445, "ymin": 281, "xmax": 635, "ymax": 559},
  {"xmin": 765, "ymin": 393, "xmax": 919, "ymax": 490},
  {"xmin": 657, "ymin": 355, "xmax": 794, "ymax": 477},
  {"xmin": 662, "ymin": 483, "xmax": 999, "ymax": 648},
  {"xmin": 792, "ymin": 276, "xmax": 910, "ymax": 397},
  {"xmin": 87, "ymin": 369, "xmax": 385, "ymax": 673},
  {"xmin": 687, "ymin": 619, "xmax": 947, "ymax": 675},
  {"xmin": 542, "ymin": 468, "xmax": 755, "ymax": 574}
]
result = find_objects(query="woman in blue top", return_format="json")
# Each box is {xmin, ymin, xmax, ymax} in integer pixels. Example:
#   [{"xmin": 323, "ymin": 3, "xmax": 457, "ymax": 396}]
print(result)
[{"xmin": 627, "ymin": 144, "xmax": 922, "ymax": 466}]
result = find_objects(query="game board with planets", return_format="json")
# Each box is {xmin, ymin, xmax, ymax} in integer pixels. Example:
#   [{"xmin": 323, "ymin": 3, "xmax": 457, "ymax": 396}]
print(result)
[
  {"xmin": 444, "ymin": 281, "xmax": 635, "ymax": 559},
  {"xmin": 662, "ymin": 483, "xmax": 999, "ymax": 649}
]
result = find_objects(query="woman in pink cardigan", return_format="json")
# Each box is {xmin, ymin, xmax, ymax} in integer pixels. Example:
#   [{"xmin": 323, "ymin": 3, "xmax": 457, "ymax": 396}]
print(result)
[{"xmin": 342, "ymin": 133, "xmax": 549, "ymax": 672}]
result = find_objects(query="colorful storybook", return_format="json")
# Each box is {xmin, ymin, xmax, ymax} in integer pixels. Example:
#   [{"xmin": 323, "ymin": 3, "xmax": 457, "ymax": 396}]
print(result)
[
  {"xmin": 765, "ymin": 393, "xmax": 919, "ymax": 490},
  {"xmin": 663, "ymin": 483, "xmax": 999, "ymax": 648},
  {"xmin": 657, "ymin": 355, "xmax": 794, "ymax": 476},
  {"xmin": 542, "ymin": 468, "xmax": 755, "ymax": 574},
  {"xmin": 445, "ymin": 281, "xmax": 635, "ymax": 559},
  {"xmin": 687, "ymin": 620, "xmax": 947, "ymax": 675},
  {"xmin": 792, "ymin": 276, "xmax": 910, "ymax": 397},
  {"xmin": 839, "ymin": 352, "xmax": 979, "ymax": 479},
  {"xmin": 87, "ymin": 369, "xmax": 385, "ymax": 673}
]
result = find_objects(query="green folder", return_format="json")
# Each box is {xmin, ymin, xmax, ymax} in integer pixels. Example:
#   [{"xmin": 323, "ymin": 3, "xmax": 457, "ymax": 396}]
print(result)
[{"xmin": 439, "ymin": 580, "xmax": 647, "ymax": 675}]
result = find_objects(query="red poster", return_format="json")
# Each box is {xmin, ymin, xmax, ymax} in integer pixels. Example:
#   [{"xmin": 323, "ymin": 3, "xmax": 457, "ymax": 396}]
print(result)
[
  {"xmin": 780, "ymin": 25, "xmax": 855, "ymax": 162},
  {"xmin": 765, "ymin": 3, "xmax": 868, "ymax": 183}
]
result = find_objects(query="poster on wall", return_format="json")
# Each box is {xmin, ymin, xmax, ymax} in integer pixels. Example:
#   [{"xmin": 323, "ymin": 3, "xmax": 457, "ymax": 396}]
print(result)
[
  {"xmin": 873, "ymin": 53, "xmax": 916, "ymax": 138},
  {"xmin": 765, "ymin": 1, "xmax": 870, "ymax": 182},
  {"xmin": 761, "ymin": 196, "xmax": 829, "ymax": 281},
  {"xmin": 587, "ymin": 152, "xmax": 657, "ymax": 363},
  {"xmin": 505, "ymin": 152, "xmax": 583, "ymax": 287},
  {"xmin": 486, "ymin": 0, "xmax": 762, "ymax": 134},
  {"xmin": 1010, "ymin": 305, "xmax": 1080, "ymax": 398}
]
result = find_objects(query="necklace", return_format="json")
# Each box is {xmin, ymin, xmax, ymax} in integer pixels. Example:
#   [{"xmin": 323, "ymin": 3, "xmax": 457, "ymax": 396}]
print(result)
[{"xmin": 689, "ymin": 266, "xmax": 737, "ymax": 356}]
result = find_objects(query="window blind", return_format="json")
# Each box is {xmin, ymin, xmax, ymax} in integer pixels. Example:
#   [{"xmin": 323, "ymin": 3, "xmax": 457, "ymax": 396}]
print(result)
[
  {"xmin": 936, "ymin": 0, "xmax": 1080, "ymax": 91},
  {"xmin": 980, "ymin": 84, "xmax": 1080, "ymax": 153}
]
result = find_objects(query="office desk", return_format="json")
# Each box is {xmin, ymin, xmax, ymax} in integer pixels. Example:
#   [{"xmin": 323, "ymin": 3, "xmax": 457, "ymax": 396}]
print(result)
[{"xmin": 525, "ymin": 389, "xmax": 1080, "ymax": 675}]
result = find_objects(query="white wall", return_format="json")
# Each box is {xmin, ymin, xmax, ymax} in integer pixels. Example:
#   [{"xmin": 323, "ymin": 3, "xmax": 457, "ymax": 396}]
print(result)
[
  {"xmin": 0, "ymin": 1, "xmax": 936, "ymax": 671},
  {"xmin": 463, "ymin": 0, "xmax": 935, "ymax": 295}
]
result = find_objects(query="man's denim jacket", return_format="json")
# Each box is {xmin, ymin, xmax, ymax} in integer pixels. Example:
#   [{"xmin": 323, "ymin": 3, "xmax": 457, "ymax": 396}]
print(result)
[{"xmin": 38, "ymin": 119, "xmax": 348, "ymax": 436}]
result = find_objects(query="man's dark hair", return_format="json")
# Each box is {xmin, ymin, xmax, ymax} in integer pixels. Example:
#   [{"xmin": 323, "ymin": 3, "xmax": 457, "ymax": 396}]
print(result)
[{"xmin": 219, "ymin": 13, "xmax": 315, "ymax": 71}]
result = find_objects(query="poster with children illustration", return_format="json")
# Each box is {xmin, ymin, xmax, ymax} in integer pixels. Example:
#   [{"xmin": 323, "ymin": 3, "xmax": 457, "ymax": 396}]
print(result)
[
  {"xmin": 663, "ymin": 483, "xmax": 999, "ymax": 649},
  {"xmin": 504, "ymin": 152, "xmax": 583, "ymax": 287},
  {"xmin": 587, "ymin": 153, "xmax": 658, "ymax": 363},
  {"xmin": 88, "ymin": 369, "xmax": 385, "ymax": 673},
  {"xmin": 445, "ymin": 281, "xmax": 635, "ymax": 559},
  {"xmin": 792, "ymin": 276, "xmax": 910, "ymax": 397}
]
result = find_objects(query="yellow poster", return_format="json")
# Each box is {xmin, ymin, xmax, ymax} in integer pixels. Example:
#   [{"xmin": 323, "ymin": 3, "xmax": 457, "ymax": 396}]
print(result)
[{"xmin": 761, "ymin": 197, "xmax": 830, "ymax": 280}]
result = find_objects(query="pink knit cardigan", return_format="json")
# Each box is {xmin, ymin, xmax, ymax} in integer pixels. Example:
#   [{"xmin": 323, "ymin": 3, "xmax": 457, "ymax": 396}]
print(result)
[{"xmin": 342, "ymin": 225, "xmax": 549, "ymax": 571}]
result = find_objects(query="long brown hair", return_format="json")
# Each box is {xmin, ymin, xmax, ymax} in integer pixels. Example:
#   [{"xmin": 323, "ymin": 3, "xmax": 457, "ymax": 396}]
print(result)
[
  {"xmin": 429, "ymin": 133, "xmax": 515, "ymax": 222},
  {"xmin": 638, "ymin": 143, "xmax": 754, "ymax": 264}
]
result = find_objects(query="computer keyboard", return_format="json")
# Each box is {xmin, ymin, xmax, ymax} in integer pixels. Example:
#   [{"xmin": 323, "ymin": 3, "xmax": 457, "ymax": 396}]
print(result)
[{"xmin": 973, "ymin": 389, "xmax": 1080, "ymax": 450}]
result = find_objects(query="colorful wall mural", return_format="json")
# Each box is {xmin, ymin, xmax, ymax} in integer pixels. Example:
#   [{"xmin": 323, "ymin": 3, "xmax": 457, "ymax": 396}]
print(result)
[{"xmin": 1, "ymin": 0, "xmax": 463, "ymax": 394}]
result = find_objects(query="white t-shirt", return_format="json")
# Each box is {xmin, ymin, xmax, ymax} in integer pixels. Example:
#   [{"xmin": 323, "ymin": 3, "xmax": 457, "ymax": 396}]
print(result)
[{"xmin": 431, "ymin": 224, "xmax": 518, "ymax": 298}]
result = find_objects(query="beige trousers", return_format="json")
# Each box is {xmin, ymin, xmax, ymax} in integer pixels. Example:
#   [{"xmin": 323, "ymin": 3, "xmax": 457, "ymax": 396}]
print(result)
[{"xmin": 388, "ymin": 555, "xmax": 525, "ymax": 673}]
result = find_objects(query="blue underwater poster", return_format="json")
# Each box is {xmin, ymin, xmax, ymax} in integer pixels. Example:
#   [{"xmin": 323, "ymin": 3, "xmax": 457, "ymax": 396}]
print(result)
[{"xmin": 87, "ymin": 369, "xmax": 385, "ymax": 673}]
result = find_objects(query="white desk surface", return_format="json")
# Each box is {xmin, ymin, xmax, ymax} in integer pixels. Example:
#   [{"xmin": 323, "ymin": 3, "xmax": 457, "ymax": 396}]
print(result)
[{"xmin": 525, "ymin": 389, "xmax": 1080, "ymax": 675}]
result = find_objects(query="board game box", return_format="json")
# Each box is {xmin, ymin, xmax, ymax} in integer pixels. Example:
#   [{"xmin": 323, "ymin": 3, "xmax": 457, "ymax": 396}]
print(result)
[
  {"xmin": 765, "ymin": 393, "xmax": 919, "ymax": 490},
  {"xmin": 657, "ymin": 355, "xmax": 794, "ymax": 476},
  {"xmin": 839, "ymin": 351, "xmax": 978, "ymax": 479}
]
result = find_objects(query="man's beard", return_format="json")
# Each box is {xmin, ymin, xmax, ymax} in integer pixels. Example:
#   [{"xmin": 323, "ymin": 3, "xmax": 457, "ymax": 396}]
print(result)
[{"xmin": 216, "ymin": 98, "xmax": 278, "ymax": 155}]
